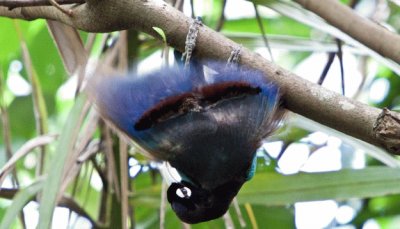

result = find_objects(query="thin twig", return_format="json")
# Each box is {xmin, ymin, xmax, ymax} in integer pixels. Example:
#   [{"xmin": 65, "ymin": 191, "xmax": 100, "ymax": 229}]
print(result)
[
  {"xmin": 67, "ymin": 165, "xmax": 82, "ymax": 228},
  {"xmin": 84, "ymin": 33, "xmax": 97, "ymax": 51},
  {"xmin": 160, "ymin": 181, "xmax": 167, "ymax": 229},
  {"xmin": 351, "ymin": 57, "xmax": 367, "ymax": 99},
  {"xmin": 182, "ymin": 222, "xmax": 191, "ymax": 229},
  {"xmin": 0, "ymin": 134, "xmax": 57, "ymax": 187},
  {"xmin": 253, "ymin": 3, "xmax": 274, "ymax": 62},
  {"xmin": 276, "ymin": 141, "xmax": 291, "ymax": 162},
  {"xmin": 350, "ymin": 0, "xmax": 360, "ymax": 8},
  {"xmin": 60, "ymin": 107, "xmax": 98, "ymax": 194},
  {"xmin": 82, "ymin": 164, "xmax": 94, "ymax": 209},
  {"xmin": 1, "ymin": 68, "xmax": 24, "ymax": 229},
  {"xmin": 215, "ymin": 0, "xmax": 227, "ymax": 32},
  {"xmin": 104, "ymin": 126, "xmax": 121, "ymax": 201},
  {"xmin": 317, "ymin": 52, "xmax": 335, "ymax": 85},
  {"xmin": 294, "ymin": 0, "xmax": 400, "ymax": 63},
  {"xmin": 0, "ymin": 0, "xmax": 84, "ymax": 10},
  {"xmin": 335, "ymin": 39, "xmax": 345, "ymax": 95},
  {"xmin": 48, "ymin": 0, "xmax": 73, "ymax": 15},
  {"xmin": 174, "ymin": 0, "xmax": 183, "ymax": 11},
  {"xmin": 92, "ymin": 154, "xmax": 109, "ymax": 224},
  {"xmin": 117, "ymin": 30, "xmax": 129, "ymax": 72},
  {"xmin": 77, "ymin": 139, "xmax": 100, "ymax": 163},
  {"xmin": 244, "ymin": 203, "xmax": 258, "ymax": 229},
  {"xmin": 120, "ymin": 139, "xmax": 129, "ymax": 229},
  {"xmin": 190, "ymin": 0, "xmax": 195, "ymax": 18},
  {"xmin": 14, "ymin": 21, "xmax": 49, "ymax": 177},
  {"xmin": 222, "ymin": 211, "xmax": 234, "ymax": 229},
  {"xmin": 232, "ymin": 198, "xmax": 246, "ymax": 227},
  {"xmin": 0, "ymin": 68, "xmax": 18, "ymax": 187},
  {"xmin": 0, "ymin": 187, "xmax": 104, "ymax": 228}
]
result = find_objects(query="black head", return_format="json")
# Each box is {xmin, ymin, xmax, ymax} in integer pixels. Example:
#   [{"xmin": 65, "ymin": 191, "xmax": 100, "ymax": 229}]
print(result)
[{"xmin": 167, "ymin": 180, "xmax": 244, "ymax": 224}]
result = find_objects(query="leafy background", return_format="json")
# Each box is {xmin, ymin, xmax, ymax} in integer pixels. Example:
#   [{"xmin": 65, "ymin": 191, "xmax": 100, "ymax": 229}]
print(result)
[{"xmin": 0, "ymin": 0, "xmax": 399, "ymax": 228}]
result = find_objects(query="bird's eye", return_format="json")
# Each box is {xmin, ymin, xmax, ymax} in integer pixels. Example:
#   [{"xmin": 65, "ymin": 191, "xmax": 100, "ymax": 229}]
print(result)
[{"xmin": 176, "ymin": 186, "xmax": 192, "ymax": 199}]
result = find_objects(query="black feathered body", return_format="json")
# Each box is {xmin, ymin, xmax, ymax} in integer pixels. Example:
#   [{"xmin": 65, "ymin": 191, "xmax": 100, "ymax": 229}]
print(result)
[{"xmin": 92, "ymin": 62, "xmax": 284, "ymax": 223}]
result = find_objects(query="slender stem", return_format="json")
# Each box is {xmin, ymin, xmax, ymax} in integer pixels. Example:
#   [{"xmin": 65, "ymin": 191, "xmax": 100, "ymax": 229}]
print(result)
[
  {"xmin": 0, "ymin": 0, "xmax": 84, "ymax": 9},
  {"xmin": 253, "ymin": 3, "xmax": 274, "ymax": 62},
  {"xmin": 0, "ymin": 0, "xmax": 398, "ymax": 153}
]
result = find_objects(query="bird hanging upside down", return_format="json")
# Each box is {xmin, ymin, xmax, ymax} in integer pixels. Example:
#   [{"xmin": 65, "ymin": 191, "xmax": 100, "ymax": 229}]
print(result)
[{"xmin": 91, "ymin": 17, "xmax": 284, "ymax": 225}]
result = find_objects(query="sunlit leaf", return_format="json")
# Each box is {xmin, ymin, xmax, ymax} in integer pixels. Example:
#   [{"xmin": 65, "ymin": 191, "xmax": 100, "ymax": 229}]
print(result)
[
  {"xmin": 0, "ymin": 179, "xmax": 43, "ymax": 229},
  {"xmin": 38, "ymin": 95, "xmax": 86, "ymax": 229},
  {"xmin": 152, "ymin": 27, "xmax": 167, "ymax": 43},
  {"xmin": 239, "ymin": 167, "xmax": 400, "ymax": 205}
]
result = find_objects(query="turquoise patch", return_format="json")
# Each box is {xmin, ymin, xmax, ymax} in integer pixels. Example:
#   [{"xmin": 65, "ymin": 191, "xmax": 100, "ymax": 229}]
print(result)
[{"xmin": 245, "ymin": 155, "xmax": 257, "ymax": 181}]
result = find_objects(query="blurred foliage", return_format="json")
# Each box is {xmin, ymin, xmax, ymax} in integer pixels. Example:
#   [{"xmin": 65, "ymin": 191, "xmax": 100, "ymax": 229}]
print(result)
[
  {"xmin": 371, "ymin": 67, "xmax": 400, "ymax": 109},
  {"xmin": 0, "ymin": 0, "xmax": 399, "ymax": 228}
]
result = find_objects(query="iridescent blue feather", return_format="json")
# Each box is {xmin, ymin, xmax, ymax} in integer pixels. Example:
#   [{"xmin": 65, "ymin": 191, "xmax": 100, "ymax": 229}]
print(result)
[
  {"xmin": 94, "ymin": 62, "xmax": 282, "ymax": 188},
  {"xmin": 92, "ymin": 61, "xmax": 284, "ymax": 223}
]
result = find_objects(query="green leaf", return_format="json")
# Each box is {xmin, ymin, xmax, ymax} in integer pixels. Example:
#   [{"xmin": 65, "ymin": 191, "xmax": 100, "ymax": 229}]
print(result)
[
  {"xmin": 152, "ymin": 27, "xmax": 167, "ymax": 43},
  {"xmin": 223, "ymin": 18, "xmax": 311, "ymax": 37},
  {"xmin": 238, "ymin": 167, "xmax": 400, "ymax": 205},
  {"xmin": 0, "ymin": 18, "xmax": 21, "ymax": 66},
  {"xmin": 197, "ymin": 0, "xmax": 224, "ymax": 29},
  {"xmin": 0, "ymin": 179, "xmax": 43, "ymax": 229},
  {"xmin": 37, "ymin": 94, "xmax": 87, "ymax": 229}
]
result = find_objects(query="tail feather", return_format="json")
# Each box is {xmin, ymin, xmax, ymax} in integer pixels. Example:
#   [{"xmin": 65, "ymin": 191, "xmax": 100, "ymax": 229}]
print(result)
[{"xmin": 89, "ymin": 61, "xmax": 284, "ymax": 186}]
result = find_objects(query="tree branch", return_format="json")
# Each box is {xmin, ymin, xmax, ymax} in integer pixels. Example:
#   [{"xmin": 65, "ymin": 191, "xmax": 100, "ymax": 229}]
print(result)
[
  {"xmin": 293, "ymin": 0, "xmax": 400, "ymax": 64},
  {"xmin": 0, "ymin": 0, "xmax": 83, "ymax": 10},
  {"xmin": 0, "ymin": 0, "xmax": 399, "ymax": 154}
]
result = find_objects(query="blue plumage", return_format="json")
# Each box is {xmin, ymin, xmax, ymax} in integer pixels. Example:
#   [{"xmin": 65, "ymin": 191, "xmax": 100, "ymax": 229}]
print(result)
[{"xmin": 92, "ymin": 61, "xmax": 284, "ymax": 223}]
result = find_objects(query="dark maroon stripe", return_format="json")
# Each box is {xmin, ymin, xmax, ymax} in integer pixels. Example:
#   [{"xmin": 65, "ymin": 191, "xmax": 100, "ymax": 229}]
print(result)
[{"xmin": 134, "ymin": 82, "xmax": 261, "ymax": 130}]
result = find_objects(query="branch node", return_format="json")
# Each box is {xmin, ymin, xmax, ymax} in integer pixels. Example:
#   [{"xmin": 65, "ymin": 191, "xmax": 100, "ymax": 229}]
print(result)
[
  {"xmin": 373, "ymin": 108, "xmax": 400, "ymax": 154},
  {"xmin": 227, "ymin": 45, "xmax": 242, "ymax": 65},
  {"xmin": 181, "ymin": 17, "xmax": 202, "ymax": 69},
  {"xmin": 49, "ymin": 0, "xmax": 73, "ymax": 16}
]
